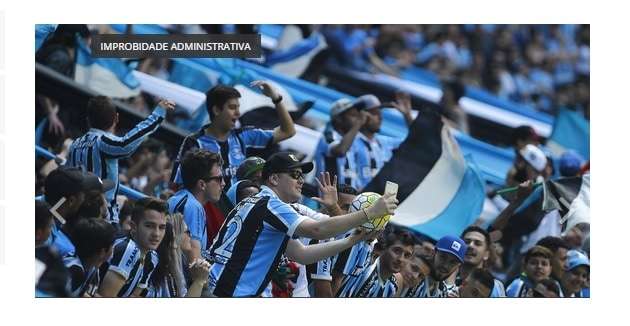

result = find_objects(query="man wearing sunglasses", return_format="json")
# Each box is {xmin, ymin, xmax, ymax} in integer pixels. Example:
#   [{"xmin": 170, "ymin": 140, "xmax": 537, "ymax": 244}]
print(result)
[
  {"xmin": 167, "ymin": 149, "xmax": 224, "ymax": 262},
  {"xmin": 208, "ymin": 152, "xmax": 398, "ymax": 297}
]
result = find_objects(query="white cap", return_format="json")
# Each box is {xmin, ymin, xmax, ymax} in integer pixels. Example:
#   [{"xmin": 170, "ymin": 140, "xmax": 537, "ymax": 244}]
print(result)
[
  {"xmin": 519, "ymin": 144, "xmax": 548, "ymax": 172},
  {"xmin": 330, "ymin": 98, "xmax": 354, "ymax": 117}
]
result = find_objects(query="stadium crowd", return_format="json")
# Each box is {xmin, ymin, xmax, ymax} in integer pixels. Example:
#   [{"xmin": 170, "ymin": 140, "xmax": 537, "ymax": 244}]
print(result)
[
  {"xmin": 34, "ymin": 24, "xmax": 590, "ymax": 298},
  {"xmin": 322, "ymin": 24, "xmax": 590, "ymax": 117}
]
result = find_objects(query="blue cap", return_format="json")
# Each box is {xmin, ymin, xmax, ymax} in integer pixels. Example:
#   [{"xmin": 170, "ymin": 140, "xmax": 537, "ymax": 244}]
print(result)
[
  {"xmin": 436, "ymin": 235, "xmax": 468, "ymax": 263},
  {"xmin": 559, "ymin": 151, "xmax": 584, "ymax": 177},
  {"xmin": 567, "ymin": 250, "xmax": 590, "ymax": 271}
]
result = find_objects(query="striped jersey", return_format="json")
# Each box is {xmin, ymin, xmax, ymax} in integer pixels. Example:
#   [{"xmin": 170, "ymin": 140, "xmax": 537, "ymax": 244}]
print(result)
[
  {"xmin": 208, "ymin": 186, "xmax": 307, "ymax": 297},
  {"xmin": 63, "ymin": 254, "xmax": 100, "ymax": 297},
  {"xmin": 336, "ymin": 258, "xmax": 399, "ymax": 298},
  {"xmin": 105, "ymin": 237, "xmax": 159, "ymax": 297},
  {"xmin": 313, "ymin": 128, "xmax": 361, "ymax": 190},
  {"xmin": 506, "ymin": 274, "xmax": 535, "ymax": 297},
  {"xmin": 171, "ymin": 125, "xmax": 274, "ymax": 188},
  {"xmin": 331, "ymin": 232, "xmax": 374, "ymax": 295},
  {"xmin": 167, "ymin": 189, "xmax": 207, "ymax": 250},
  {"xmin": 66, "ymin": 106, "xmax": 166, "ymax": 223},
  {"xmin": 353, "ymin": 132, "xmax": 402, "ymax": 190},
  {"xmin": 414, "ymin": 277, "xmax": 459, "ymax": 298}
]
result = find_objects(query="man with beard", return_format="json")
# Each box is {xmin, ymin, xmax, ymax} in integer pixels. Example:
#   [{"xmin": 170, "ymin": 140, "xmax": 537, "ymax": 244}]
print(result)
[
  {"xmin": 416, "ymin": 235, "xmax": 468, "ymax": 298},
  {"xmin": 337, "ymin": 228, "xmax": 415, "ymax": 297},
  {"xmin": 459, "ymin": 226, "xmax": 506, "ymax": 297}
]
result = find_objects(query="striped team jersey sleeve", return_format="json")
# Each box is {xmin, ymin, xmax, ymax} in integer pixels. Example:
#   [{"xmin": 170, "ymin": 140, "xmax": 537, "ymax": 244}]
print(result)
[
  {"xmin": 266, "ymin": 197, "xmax": 307, "ymax": 238},
  {"xmin": 137, "ymin": 251, "xmax": 159, "ymax": 289},
  {"xmin": 97, "ymin": 106, "xmax": 166, "ymax": 157},
  {"xmin": 107, "ymin": 238, "xmax": 142, "ymax": 280},
  {"xmin": 239, "ymin": 127, "xmax": 274, "ymax": 149}
]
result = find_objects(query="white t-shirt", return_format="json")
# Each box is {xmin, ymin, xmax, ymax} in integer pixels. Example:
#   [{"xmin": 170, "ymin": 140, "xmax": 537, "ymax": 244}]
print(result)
[{"xmin": 290, "ymin": 203, "xmax": 330, "ymax": 298}]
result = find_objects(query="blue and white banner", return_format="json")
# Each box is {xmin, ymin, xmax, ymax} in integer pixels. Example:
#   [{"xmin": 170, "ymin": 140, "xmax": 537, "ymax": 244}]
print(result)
[
  {"xmin": 547, "ymin": 108, "xmax": 590, "ymax": 159},
  {"xmin": 364, "ymin": 110, "xmax": 485, "ymax": 240},
  {"xmin": 74, "ymin": 38, "xmax": 141, "ymax": 99}
]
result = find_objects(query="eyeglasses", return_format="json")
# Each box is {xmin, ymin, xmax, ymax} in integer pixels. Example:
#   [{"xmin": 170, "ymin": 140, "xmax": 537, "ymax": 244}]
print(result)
[
  {"xmin": 286, "ymin": 170, "xmax": 304, "ymax": 181},
  {"xmin": 204, "ymin": 175, "xmax": 224, "ymax": 183}
]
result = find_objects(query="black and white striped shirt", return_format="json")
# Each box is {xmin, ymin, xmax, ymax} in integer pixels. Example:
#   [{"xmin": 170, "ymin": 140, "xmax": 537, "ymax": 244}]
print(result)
[
  {"xmin": 105, "ymin": 237, "xmax": 159, "ymax": 297},
  {"xmin": 66, "ymin": 106, "xmax": 166, "ymax": 223}
]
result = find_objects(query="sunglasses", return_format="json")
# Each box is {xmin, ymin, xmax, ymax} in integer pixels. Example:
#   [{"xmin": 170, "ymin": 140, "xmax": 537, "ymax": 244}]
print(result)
[
  {"xmin": 204, "ymin": 175, "xmax": 224, "ymax": 183},
  {"xmin": 285, "ymin": 170, "xmax": 304, "ymax": 181}
]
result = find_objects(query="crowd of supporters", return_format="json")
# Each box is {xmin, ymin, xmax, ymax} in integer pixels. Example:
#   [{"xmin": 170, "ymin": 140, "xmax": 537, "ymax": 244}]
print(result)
[{"xmin": 34, "ymin": 24, "xmax": 590, "ymax": 298}]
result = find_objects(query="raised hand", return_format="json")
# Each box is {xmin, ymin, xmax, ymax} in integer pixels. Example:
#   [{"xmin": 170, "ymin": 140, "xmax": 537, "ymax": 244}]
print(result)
[
  {"xmin": 250, "ymin": 80, "xmax": 281, "ymax": 102},
  {"xmin": 366, "ymin": 192, "xmax": 398, "ymax": 219},
  {"xmin": 189, "ymin": 259, "xmax": 210, "ymax": 284},
  {"xmin": 311, "ymin": 172, "xmax": 339, "ymax": 209},
  {"xmin": 157, "ymin": 99, "xmax": 176, "ymax": 112}
]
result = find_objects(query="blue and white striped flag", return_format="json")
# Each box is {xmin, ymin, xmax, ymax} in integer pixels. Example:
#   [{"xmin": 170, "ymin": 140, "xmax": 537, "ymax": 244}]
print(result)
[
  {"xmin": 364, "ymin": 109, "xmax": 485, "ymax": 240},
  {"xmin": 74, "ymin": 37, "xmax": 141, "ymax": 99}
]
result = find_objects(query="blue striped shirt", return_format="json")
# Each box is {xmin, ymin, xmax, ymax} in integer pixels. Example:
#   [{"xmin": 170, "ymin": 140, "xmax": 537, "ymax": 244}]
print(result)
[
  {"xmin": 353, "ymin": 133, "xmax": 402, "ymax": 189},
  {"xmin": 167, "ymin": 189, "xmax": 207, "ymax": 250},
  {"xmin": 66, "ymin": 106, "xmax": 166, "ymax": 223},
  {"xmin": 336, "ymin": 258, "xmax": 399, "ymax": 297},
  {"xmin": 313, "ymin": 128, "xmax": 361, "ymax": 190},
  {"xmin": 172, "ymin": 126, "xmax": 274, "ymax": 188},
  {"xmin": 208, "ymin": 186, "xmax": 307, "ymax": 297}
]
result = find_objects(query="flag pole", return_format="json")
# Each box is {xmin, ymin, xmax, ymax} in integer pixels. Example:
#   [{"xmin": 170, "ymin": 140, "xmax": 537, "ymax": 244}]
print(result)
[{"xmin": 495, "ymin": 181, "xmax": 543, "ymax": 195}]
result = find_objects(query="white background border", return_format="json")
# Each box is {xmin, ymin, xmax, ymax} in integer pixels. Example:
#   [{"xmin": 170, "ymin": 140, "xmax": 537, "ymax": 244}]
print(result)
[{"xmin": 0, "ymin": 1, "xmax": 624, "ymax": 325}]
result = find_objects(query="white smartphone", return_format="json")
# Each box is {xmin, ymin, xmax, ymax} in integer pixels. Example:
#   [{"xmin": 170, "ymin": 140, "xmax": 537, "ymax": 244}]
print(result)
[{"xmin": 384, "ymin": 181, "xmax": 399, "ymax": 199}]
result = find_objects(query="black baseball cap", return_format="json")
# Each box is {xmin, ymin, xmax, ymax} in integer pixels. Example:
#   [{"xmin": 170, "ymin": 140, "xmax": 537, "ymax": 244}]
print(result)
[
  {"xmin": 83, "ymin": 171, "xmax": 115, "ymax": 193},
  {"xmin": 262, "ymin": 152, "xmax": 313, "ymax": 179},
  {"xmin": 44, "ymin": 167, "xmax": 114, "ymax": 205}
]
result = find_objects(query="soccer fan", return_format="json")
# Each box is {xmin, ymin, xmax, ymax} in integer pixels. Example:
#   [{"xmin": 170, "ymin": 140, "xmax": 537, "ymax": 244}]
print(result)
[
  {"xmin": 44, "ymin": 167, "xmax": 114, "ymax": 257},
  {"xmin": 144, "ymin": 219, "xmax": 211, "ymax": 298},
  {"xmin": 226, "ymin": 180, "xmax": 261, "ymax": 207},
  {"xmin": 66, "ymin": 96, "xmax": 175, "ymax": 224},
  {"xmin": 414, "ymin": 234, "xmax": 437, "ymax": 261},
  {"xmin": 313, "ymin": 98, "xmax": 367, "ymax": 190},
  {"xmin": 459, "ymin": 226, "xmax": 506, "ymax": 297},
  {"xmin": 416, "ymin": 235, "xmax": 468, "ymax": 298},
  {"xmin": 459, "ymin": 268, "xmax": 495, "ymax": 298},
  {"xmin": 506, "ymin": 245, "xmax": 553, "ymax": 297},
  {"xmin": 207, "ymin": 152, "xmax": 398, "ymax": 297},
  {"xmin": 398, "ymin": 250, "xmax": 432, "ymax": 297},
  {"xmin": 536, "ymin": 236, "xmax": 570, "ymax": 290},
  {"xmin": 172, "ymin": 80, "xmax": 296, "ymax": 188},
  {"xmin": 560, "ymin": 250, "xmax": 590, "ymax": 298},
  {"xmin": 98, "ymin": 197, "xmax": 167, "ymax": 297},
  {"xmin": 353, "ymin": 94, "xmax": 407, "ymax": 189},
  {"xmin": 63, "ymin": 218, "xmax": 116, "ymax": 297},
  {"xmin": 167, "ymin": 149, "xmax": 224, "ymax": 262},
  {"xmin": 235, "ymin": 156, "xmax": 266, "ymax": 186},
  {"xmin": 337, "ymin": 228, "xmax": 415, "ymax": 297},
  {"xmin": 36, "ymin": 200, "xmax": 54, "ymax": 248},
  {"xmin": 309, "ymin": 183, "xmax": 363, "ymax": 297}
]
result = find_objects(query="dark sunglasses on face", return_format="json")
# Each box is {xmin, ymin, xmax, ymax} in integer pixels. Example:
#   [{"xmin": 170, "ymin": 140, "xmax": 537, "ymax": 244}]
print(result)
[
  {"xmin": 285, "ymin": 170, "xmax": 304, "ymax": 181},
  {"xmin": 204, "ymin": 175, "xmax": 224, "ymax": 183}
]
